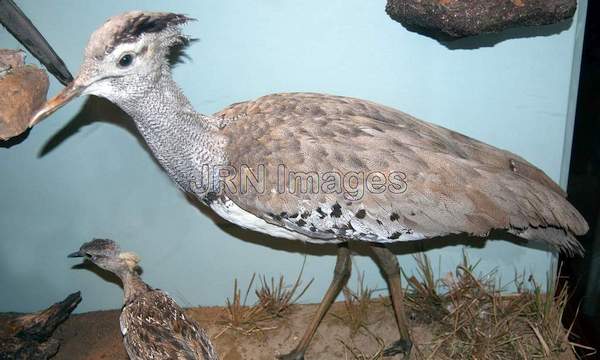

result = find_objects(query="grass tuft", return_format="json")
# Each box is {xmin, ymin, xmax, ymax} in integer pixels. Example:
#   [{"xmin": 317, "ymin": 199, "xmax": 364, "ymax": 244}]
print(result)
[
  {"xmin": 403, "ymin": 253, "xmax": 595, "ymax": 360},
  {"xmin": 403, "ymin": 253, "xmax": 446, "ymax": 323},
  {"xmin": 255, "ymin": 257, "xmax": 314, "ymax": 317},
  {"xmin": 218, "ymin": 259, "xmax": 313, "ymax": 338},
  {"xmin": 341, "ymin": 272, "xmax": 376, "ymax": 335},
  {"xmin": 218, "ymin": 274, "xmax": 270, "ymax": 336}
]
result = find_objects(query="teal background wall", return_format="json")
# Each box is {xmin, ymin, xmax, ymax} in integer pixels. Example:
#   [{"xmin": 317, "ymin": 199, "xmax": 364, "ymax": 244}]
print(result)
[{"xmin": 0, "ymin": 0, "xmax": 587, "ymax": 313}]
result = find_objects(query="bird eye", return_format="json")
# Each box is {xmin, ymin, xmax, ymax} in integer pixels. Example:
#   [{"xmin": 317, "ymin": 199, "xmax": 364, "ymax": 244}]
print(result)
[{"xmin": 118, "ymin": 53, "xmax": 134, "ymax": 68}]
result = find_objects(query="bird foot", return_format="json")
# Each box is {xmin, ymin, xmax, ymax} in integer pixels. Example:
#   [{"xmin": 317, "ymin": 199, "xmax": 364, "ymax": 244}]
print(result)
[
  {"xmin": 276, "ymin": 350, "xmax": 305, "ymax": 360},
  {"xmin": 382, "ymin": 339, "xmax": 412, "ymax": 358}
]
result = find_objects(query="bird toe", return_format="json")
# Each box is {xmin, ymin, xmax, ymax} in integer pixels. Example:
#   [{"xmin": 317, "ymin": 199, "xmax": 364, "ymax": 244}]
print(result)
[
  {"xmin": 276, "ymin": 350, "xmax": 305, "ymax": 360},
  {"xmin": 382, "ymin": 338, "xmax": 412, "ymax": 358}
]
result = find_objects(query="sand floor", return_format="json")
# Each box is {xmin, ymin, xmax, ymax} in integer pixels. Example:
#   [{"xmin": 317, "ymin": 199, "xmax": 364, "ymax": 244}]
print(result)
[{"xmin": 45, "ymin": 300, "xmax": 577, "ymax": 360}]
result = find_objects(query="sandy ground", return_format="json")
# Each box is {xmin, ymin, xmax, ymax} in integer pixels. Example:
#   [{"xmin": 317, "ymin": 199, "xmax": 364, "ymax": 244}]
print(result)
[{"xmin": 45, "ymin": 300, "xmax": 577, "ymax": 360}]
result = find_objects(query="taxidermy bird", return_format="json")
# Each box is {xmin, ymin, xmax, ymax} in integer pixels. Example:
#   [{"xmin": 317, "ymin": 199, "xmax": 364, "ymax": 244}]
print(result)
[
  {"xmin": 34, "ymin": 12, "xmax": 587, "ymax": 359},
  {"xmin": 68, "ymin": 239, "xmax": 218, "ymax": 360}
]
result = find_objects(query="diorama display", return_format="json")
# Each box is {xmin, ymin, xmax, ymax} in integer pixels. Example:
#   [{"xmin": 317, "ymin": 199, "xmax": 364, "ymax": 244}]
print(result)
[
  {"xmin": 32, "ymin": 254, "xmax": 586, "ymax": 359},
  {"xmin": 24, "ymin": 10, "xmax": 587, "ymax": 360},
  {"xmin": 0, "ymin": 2, "xmax": 590, "ymax": 360}
]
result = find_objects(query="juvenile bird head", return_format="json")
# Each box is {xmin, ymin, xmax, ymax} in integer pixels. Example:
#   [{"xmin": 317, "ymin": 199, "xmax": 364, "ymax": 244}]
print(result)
[
  {"xmin": 68, "ymin": 238, "xmax": 141, "ymax": 273},
  {"xmin": 30, "ymin": 11, "xmax": 194, "ymax": 125}
]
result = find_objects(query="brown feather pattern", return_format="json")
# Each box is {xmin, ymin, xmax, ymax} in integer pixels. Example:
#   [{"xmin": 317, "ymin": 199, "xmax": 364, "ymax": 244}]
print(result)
[
  {"xmin": 215, "ymin": 92, "xmax": 587, "ymax": 255},
  {"xmin": 121, "ymin": 290, "xmax": 217, "ymax": 360}
]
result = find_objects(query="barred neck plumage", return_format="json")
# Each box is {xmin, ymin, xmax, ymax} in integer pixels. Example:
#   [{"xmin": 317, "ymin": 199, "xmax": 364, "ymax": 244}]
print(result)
[
  {"xmin": 117, "ymin": 269, "xmax": 152, "ymax": 305},
  {"xmin": 113, "ymin": 68, "xmax": 227, "ymax": 196}
]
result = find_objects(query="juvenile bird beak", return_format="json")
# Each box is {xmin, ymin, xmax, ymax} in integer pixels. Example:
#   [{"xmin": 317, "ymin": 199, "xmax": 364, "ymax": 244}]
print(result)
[
  {"xmin": 67, "ymin": 250, "xmax": 84, "ymax": 258},
  {"xmin": 29, "ymin": 82, "xmax": 84, "ymax": 127}
]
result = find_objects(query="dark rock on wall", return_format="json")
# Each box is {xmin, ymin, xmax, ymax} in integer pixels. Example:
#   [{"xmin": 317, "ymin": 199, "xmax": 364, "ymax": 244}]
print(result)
[{"xmin": 386, "ymin": 0, "xmax": 577, "ymax": 38}]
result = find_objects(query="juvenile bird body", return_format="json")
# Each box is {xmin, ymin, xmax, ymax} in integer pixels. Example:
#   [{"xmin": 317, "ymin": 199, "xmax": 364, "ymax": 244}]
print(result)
[
  {"xmin": 38, "ymin": 11, "xmax": 587, "ymax": 359},
  {"xmin": 121, "ymin": 290, "xmax": 216, "ymax": 360},
  {"xmin": 68, "ymin": 239, "xmax": 218, "ymax": 360}
]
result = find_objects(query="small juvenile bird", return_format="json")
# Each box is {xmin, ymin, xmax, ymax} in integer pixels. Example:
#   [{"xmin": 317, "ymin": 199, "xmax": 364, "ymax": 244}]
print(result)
[{"xmin": 68, "ymin": 239, "xmax": 218, "ymax": 360}]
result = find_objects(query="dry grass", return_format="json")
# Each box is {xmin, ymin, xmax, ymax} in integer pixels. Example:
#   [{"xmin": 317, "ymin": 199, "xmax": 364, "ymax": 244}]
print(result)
[
  {"xmin": 402, "ymin": 253, "xmax": 596, "ymax": 360},
  {"xmin": 219, "ymin": 260, "xmax": 313, "ymax": 337},
  {"xmin": 217, "ymin": 253, "xmax": 594, "ymax": 359},
  {"xmin": 338, "ymin": 326, "xmax": 386, "ymax": 360},
  {"xmin": 340, "ymin": 272, "xmax": 376, "ymax": 335},
  {"xmin": 403, "ymin": 254, "xmax": 446, "ymax": 323},
  {"xmin": 218, "ymin": 274, "xmax": 271, "ymax": 336},
  {"xmin": 255, "ymin": 258, "xmax": 314, "ymax": 317}
]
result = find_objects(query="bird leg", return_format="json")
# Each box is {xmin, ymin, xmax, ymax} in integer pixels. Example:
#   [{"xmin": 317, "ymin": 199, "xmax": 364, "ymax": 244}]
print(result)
[
  {"xmin": 370, "ymin": 244, "xmax": 413, "ymax": 358},
  {"xmin": 278, "ymin": 243, "xmax": 352, "ymax": 360}
]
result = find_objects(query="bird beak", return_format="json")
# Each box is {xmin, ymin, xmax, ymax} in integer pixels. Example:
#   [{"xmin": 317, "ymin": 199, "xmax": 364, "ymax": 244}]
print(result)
[
  {"xmin": 29, "ymin": 82, "xmax": 84, "ymax": 127},
  {"xmin": 67, "ymin": 250, "xmax": 84, "ymax": 258}
]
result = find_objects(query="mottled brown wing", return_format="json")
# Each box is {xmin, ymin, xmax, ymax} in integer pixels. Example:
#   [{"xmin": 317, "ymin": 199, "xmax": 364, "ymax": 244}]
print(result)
[
  {"xmin": 215, "ymin": 92, "xmax": 587, "ymax": 254},
  {"xmin": 120, "ymin": 291, "xmax": 217, "ymax": 360}
]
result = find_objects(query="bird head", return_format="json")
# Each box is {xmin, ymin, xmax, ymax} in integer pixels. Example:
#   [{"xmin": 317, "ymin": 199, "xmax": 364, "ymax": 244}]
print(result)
[
  {"xmin": 68, "ymin": 238, "xmax": 140, "ymax": 273},
  {"xmin": 30, "ymin": 11, "xmax": 194, "ymax": 126}
]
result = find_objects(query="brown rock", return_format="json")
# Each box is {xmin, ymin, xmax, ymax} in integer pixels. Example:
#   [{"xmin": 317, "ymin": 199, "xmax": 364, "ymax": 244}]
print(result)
[
  {"xmin": 0, "ymin": 49, "xmax": 49, "ymax": 141},
  {"xmin": 385, "ymin": 0, "xmax": 577, "ymax": 38},
  {"xmin": 0, "ymin": 49, "xmax": 26, "ymax": 71}
]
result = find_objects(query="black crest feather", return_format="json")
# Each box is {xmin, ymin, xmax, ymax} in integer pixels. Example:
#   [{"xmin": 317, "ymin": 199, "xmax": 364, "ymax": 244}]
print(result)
[{"xmin": 113, "ymin": 12, "xmax": 193, "ymax": 47}]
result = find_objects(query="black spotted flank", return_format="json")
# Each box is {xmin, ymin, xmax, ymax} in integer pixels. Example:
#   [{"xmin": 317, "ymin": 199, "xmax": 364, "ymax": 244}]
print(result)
[
  {"xmin": 268, "ymin": 212, "xmax": 282, "ymax": 221},
  {"xmin": 316, "ymin": 207, "xmax": 326, "ymax": 219},
  {"xmin": 388, "ymin": 232, "xmax": 402, "ymax": 240},
  {"xmin": 376, "ymin": 219, "xmax": 383, "ymax": 225},
  {"xmin": 331, "ymin": 203, "xmax": 342, "ymax": 218},
  {"xmin": 280, "ymin": 212, "xmax": 288, "ymax": 219},
  {"xmin": 390, "ymin": 213, "xmax": 400, "ymax": 221},
  {"xmin": 203, "ymin": 191, "xmax": 218, "ymax": 204},
  {"xmin": 309, "ymin": 225, "xmax": 317, "ymax": 232},
  {"xmin": 347, "ymin": 221, "xmax": 355, "ymax": 231},
  {"xmin": 355, "ymin": 209, "xmax": 366, "ymax": 219},
  {"xmin": 296, "ymin": 219, "xmax": 307, "ymax": 227},
  {"xmin": 289, "ymin": 213, "xmax": 299, "ymax": 219},
  {"xmin": 301, "ymin": 211, "xmax": 310, "ymax": 219}
]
